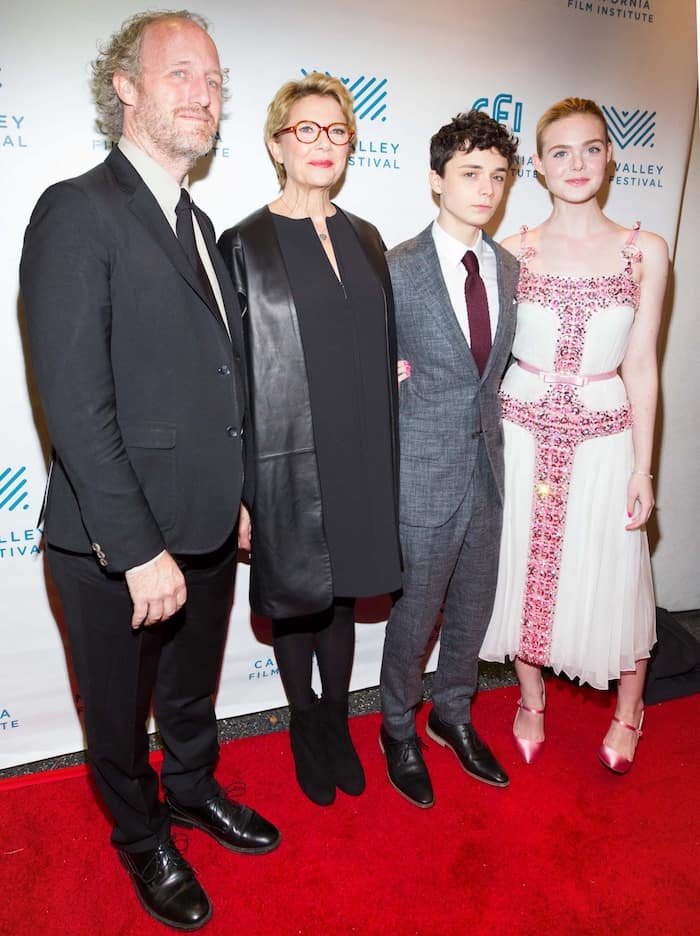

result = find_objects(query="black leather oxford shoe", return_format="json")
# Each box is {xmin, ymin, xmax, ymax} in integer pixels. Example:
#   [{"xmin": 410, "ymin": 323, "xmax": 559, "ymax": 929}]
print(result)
[
  {"xmin": 379, "ymin": 725, "xmax": 434, "ymax": 808},
  {"xmin": 166, "ymin": 791, "xmax": 281, "ymax": 854},
  {"xmin": 118, "ymin": 838, "xmax": 211, "ymax": 931},
  {"xmin": 426, "ymin": 710, "xmax": 509, "ymax": 787}
]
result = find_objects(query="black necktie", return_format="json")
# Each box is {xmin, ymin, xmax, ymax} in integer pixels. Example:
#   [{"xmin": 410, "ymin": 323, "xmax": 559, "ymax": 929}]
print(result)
[
  {"xmin": 462, "ymin": 250, "xmax": 492, "ymax": 376},
  {"xmin": 175, "ymin": 188, "xmax": 218, "ymax": 311}
]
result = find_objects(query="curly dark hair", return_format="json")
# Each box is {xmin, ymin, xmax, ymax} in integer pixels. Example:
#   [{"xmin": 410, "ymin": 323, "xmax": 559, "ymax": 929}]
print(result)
[{"xmin": 430, "ymin": 111, "xmax": 519, "ymax": 175}]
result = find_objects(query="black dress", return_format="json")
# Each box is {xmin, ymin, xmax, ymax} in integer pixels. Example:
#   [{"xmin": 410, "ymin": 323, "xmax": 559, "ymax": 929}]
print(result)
[{"xmin": 271, "ymin": 211, "xmax": 401, "ymax": 598}]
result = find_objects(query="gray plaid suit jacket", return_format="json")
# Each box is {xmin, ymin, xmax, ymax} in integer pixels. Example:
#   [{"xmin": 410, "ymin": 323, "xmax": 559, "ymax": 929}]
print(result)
[{"xmin": 388, "ymin": 224, "xmax": 519, "ymax": 528}]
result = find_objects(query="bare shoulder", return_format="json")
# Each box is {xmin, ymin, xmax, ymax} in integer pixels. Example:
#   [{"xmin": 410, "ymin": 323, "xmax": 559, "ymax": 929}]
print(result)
[
  {"xmin": 633, "ymin": 229, "xmax": 669, "ymax": 299},
  {"xmin": 500, "ymin": 222, "xmax": 544, "ymax": 257},
  {"xmin": 637, "ymin": 229, "xmax": 669, "ymax": 265},
  {"xmin": 633, "ymin": 230, "xmax": 669, "ymax": 291}
]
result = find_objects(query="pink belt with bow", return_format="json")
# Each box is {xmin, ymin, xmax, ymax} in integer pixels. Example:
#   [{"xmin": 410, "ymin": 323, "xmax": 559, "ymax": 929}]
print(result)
[{"xmin": 517, "ymin": 359, "xmax": 618, "ymax": 387}]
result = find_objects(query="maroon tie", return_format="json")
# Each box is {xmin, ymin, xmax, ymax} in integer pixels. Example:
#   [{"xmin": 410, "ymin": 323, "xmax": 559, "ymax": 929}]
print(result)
[{"xmin": 462, "ymin": 250, "xmax": 492, "ymax": 376}]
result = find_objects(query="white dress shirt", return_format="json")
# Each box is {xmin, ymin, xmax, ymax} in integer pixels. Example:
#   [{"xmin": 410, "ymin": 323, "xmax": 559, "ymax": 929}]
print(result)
[{"xmin": 431, "ymin": 220, "xmax": 499, "ymax": 346}]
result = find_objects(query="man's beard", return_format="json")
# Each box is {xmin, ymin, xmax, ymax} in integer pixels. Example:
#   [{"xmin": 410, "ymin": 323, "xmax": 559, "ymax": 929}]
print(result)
[{"xmin": 136, "ymin": 99, "xmax": 217, "ymax": 165}]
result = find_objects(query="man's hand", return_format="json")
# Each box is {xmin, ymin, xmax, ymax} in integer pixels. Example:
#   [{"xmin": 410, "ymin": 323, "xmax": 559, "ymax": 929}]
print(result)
[
  {"xmin": 238, "ymin": 502, "xmax": 252, "ymax": 553},
  {"xmin": 125, "ymin": 551, "xmax": 187, "ymax": 630}
]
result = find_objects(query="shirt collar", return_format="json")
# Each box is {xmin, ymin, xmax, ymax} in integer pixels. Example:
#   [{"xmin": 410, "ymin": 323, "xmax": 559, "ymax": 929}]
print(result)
[
  {"xmin": 118, "ymin": 137, "xmax": 188, "ymax": 218},
  {"xmin": 432, "ymin": 219, "xmax": 484, "ymax": 268}
]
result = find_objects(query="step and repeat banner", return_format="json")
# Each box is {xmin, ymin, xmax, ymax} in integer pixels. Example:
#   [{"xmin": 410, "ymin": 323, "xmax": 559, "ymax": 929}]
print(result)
[{"xmin": 1, "ymin": 0, "xmax": 697, "ymax": 768}]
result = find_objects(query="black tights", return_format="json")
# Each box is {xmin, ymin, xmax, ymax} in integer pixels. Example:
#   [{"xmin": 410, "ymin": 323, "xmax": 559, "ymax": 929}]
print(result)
[{"xmin": 272, "ymin": 598, "xmax": 355, "ymax": 709}]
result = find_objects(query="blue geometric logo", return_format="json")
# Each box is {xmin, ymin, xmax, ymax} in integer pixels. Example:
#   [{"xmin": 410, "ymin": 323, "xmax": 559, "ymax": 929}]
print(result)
[
  {"xmin": 301, "ymin": 70, "xmax": 388, "ymax": 122},
  {"xmin": 602, "ymin": 106, "xmax": 656, "ymax": 150},
  {"xmin": 472, "ymin": 94, "xmax": 523, "ymax": 133},
  {"xmin": 0, "ymin": 466, "xmax": 30, "ymax": 512}
]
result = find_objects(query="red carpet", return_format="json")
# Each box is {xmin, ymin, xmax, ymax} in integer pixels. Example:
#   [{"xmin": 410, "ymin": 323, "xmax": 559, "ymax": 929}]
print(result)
[{"xmin": 2, "ymin": 682, "xmax": 699, "ymax": 936}]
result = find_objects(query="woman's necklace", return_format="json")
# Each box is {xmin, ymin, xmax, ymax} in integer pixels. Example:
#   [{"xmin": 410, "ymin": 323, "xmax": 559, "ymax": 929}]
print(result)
[{"xmin": 280, "ymin": 196, "xmax": 330, "ymax": 241}]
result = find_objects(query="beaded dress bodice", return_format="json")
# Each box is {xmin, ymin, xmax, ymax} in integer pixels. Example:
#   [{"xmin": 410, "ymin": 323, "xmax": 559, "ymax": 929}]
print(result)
[{"xmin": 510, "ymin": 225, "xmax": 641, "ymax": 379}]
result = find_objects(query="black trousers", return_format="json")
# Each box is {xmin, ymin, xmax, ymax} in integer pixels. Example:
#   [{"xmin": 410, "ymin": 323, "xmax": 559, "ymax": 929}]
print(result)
[{"xmin": 47, "ymin": 534, "xmax": 237, "ymax": 852}]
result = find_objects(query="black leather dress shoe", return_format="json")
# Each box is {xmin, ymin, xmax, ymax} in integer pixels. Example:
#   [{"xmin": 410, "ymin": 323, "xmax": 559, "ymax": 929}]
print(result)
[
  {"xmin": 426, "ymin": 710, "xmax": 510, "ymax": 787},
  {"xmin": 379, "ymin": 725, "xmax": 434, "ymax": 808},
  {"xmin": 118, "ymin": 838, "xmax": 211, "ymax": 931},
  {"xmin": 166, "ymin": 792, "xmax": 281, "ymax": 854}
]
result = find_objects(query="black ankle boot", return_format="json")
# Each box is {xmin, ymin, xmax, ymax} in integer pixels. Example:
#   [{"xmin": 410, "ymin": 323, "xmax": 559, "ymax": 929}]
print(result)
[
  {"xmin": 322, "ymin": 698, "xmax": 366, "ymax": 796},
  {"xmin": 289, "ymin": 698, "xmax": 335, "ymax": 806}
]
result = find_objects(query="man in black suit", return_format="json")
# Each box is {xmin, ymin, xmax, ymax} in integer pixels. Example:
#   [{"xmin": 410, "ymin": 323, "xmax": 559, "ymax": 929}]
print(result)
[{"xmin": 20, "ymin": 11, "xmax": 278, "ymax": 931}]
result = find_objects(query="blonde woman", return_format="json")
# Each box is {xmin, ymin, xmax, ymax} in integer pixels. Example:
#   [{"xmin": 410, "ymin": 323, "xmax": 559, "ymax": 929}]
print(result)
[
  {"xmin": 482, "ymin": 98, "xmax": 668, "ymax": 774},
  {"xmin": 218, "ymin": 74, "xmax": 401, "ymax": 805}
]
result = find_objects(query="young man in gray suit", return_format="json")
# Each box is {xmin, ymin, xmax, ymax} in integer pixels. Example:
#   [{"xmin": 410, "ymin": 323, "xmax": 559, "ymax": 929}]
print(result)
[{"xmin": 379, "ymin": 112, "xmax": 519, "ymax": 807}]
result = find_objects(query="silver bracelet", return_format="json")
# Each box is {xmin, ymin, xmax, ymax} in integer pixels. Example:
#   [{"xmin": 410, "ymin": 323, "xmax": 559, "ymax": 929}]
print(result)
[{"xmin": 632, "ymin": 470, "xmax": 653, "ymax": 479}]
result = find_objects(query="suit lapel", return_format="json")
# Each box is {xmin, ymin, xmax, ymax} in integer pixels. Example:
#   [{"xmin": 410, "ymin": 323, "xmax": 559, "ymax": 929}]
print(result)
[
  {"xmin": 481, "ymin": 233, "xmax": 517, "ymax": 381},
  {"xmin": 411, "ymin": 225, "xmax": 478, "ymax": 377},
  {"xmin": 106, "ymin": 148, "xmax": 227, "ymax": 331},
  {"xmin": 193, "ymin": 204, "xmax": 244, "ymax": 344},
  {"xmin": 408, "ymin": 225, "xmax": 516, "ymax": 384}
]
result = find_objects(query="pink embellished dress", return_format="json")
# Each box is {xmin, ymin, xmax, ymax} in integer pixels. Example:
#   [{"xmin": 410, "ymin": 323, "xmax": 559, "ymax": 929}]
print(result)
[{"xmin": 481, "ymin": 225, "xmax": 656, "ymax": 689}]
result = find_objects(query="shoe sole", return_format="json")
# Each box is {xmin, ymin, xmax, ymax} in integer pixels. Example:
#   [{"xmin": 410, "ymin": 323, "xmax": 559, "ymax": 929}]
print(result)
[
  {"xmin": 425, "ymin": 723, "xmax": 510, "ymax": 788},
  {"xmin": 378, "ymin": 736, "xmax": 434, "ymax": 809},
  {"xmin": 170, "ymin": 815, "xmax": 282, "ymax": 854}
]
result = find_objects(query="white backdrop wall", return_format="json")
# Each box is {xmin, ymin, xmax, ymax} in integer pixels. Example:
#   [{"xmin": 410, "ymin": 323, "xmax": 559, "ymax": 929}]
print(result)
[
  {"xmin": 651, "ymin": 112, "xmax": 700, "ymax": 610},
  {"xmin": 1, "ymin": 0, "xmax": 697, "ymax": 768}
]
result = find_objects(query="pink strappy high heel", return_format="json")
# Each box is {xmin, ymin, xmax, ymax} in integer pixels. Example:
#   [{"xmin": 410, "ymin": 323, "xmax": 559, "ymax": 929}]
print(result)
[
  {"xmin": 513, "ymin": 687, "xmax": 546, "ymax": 765},
  {"xmin": 598, "ymin": 711, "xmax": 644, "ymax": 775}
]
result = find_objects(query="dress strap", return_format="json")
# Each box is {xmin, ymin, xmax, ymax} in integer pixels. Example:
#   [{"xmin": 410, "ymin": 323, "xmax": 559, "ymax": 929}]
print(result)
[
  {"xmin": 517, "ymin": 225, "xmax": 536, "ymax": 264},
  {"xmin": 621, "ymin": 221, "xmax": 643, "ymax": 271},
  {"xmin": 624, "ymin": 221, "xmax": 641, "ymax": 246}
]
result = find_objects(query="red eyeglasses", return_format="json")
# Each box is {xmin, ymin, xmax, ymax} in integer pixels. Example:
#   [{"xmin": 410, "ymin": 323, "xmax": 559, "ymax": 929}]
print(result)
[{"xmin": 275, "ymin": 120, "xmax": 354, "ymax": 145}]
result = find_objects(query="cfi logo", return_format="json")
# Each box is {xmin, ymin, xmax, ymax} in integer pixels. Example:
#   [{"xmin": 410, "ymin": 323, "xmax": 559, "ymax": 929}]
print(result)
[
  {"xmin": 0, "ymin": 466, "xmax": 30, "ymax": 513},
  {"xmin": 602, "ymin": 106, "xmax": 656, "ymax": 150},
  {"xmin": 472, "ymin": 94, "xmax": 523, "ymax": 133},
  {"xmin": 301, "ymin": 70, "xmax": 388, "ymax": 122}
]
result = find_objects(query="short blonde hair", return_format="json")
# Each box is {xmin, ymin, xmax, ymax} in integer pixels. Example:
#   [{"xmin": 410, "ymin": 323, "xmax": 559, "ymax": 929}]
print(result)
[
  {"xmin": 264, "ymin": 73, "xmax": 357, "ymax": 187},
  {"xmin": 536, "ymin": 97, "xmax": 608, "ymax": 156}
]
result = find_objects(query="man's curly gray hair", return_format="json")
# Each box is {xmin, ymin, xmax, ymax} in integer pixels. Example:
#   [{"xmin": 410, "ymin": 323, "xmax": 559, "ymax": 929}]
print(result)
[{"xmin": 91, "ymin": 10, "xmax": 225, "ymax": 140}]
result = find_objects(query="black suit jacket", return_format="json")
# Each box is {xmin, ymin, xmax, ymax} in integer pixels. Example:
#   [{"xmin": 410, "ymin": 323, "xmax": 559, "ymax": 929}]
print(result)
[{"xmin": 20, "ymin": 146, "xmax": 247, "ymax": 572}]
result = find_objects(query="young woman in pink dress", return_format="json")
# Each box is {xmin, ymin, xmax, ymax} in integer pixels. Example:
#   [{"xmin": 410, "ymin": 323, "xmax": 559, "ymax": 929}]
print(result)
[{"xmin": 481, "ymin": 98, "xmax": 668, "ymax": 773}]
